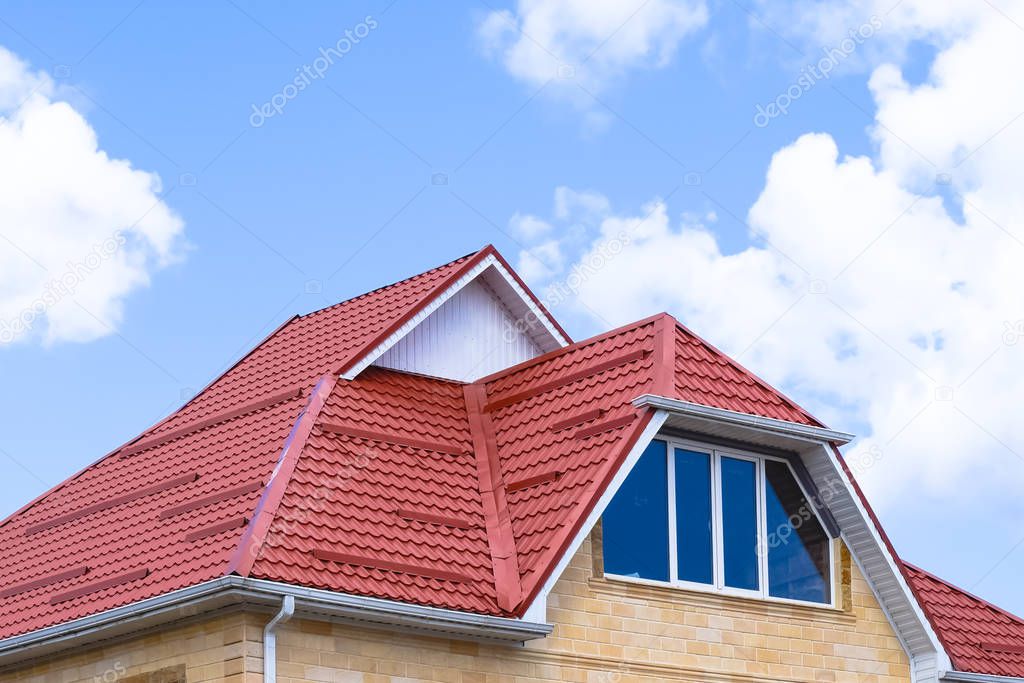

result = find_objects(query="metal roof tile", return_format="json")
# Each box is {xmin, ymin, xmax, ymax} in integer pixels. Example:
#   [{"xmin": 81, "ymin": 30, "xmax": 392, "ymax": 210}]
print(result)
[
  {"xmin": 905, "ymin": 563, "xmax": 1024, "ymax": 677},
  {"xmin": 9, "ymin": 247, "xmax": 1013, "ymax": 670}
]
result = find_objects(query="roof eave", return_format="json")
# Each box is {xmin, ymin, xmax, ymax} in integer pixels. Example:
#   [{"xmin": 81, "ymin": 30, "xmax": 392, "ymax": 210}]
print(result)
[
  {"xmin": 942, "ymin": 672, "xmax": 1024, "ymax": 683},
  {"xmin": 629, "ymin": 394, "xmax": 960, "ymax": 679},
  {"xmin": 0, "ymin": 577, "xmax": 551, "ymax": 672},
  {"xmin": 631, "ymin": 394, "xmax": 855, "ymax": 445}
]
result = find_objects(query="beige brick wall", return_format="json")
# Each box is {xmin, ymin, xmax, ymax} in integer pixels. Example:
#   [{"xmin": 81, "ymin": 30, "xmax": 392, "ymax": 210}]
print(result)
[
  {"xmin": 3, "ymin": 532, "xmax": 910, "ymax": 683},
  {"xmin": 2, "ymin": 613, "xmax": 259, "ymax": 683},
  {"xmin": 533, "ymin": 532, "xmax": 909, "ymax": 683}
]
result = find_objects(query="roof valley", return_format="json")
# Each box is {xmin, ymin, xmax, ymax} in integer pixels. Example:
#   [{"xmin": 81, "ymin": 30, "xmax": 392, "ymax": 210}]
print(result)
[{"xmin": 12, "ymin": 245, "xmax": 1023, "ymax": 680}]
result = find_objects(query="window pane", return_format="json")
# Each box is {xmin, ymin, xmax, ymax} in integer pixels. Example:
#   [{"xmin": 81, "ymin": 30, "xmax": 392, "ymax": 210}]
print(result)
[
  {"xmin": 602, "ymin": 440, "xmax": 669, "ymax": 581},
  {"xmin": 721, "ymin": 456, "xmax": 759, "ymax": 590},
  {"xmin": 765, "ymin": 460, "xmax": 832, "ymax": 603},
  {"xmin": 674, "ymin": 448, "xmax": 713, "ymax": 584}
]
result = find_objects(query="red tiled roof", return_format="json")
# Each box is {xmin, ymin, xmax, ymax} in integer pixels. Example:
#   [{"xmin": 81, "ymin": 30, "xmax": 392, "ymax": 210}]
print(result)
[
  {"xmin": 0, "ymin": 248, "xmax": 491, "ymax": 637},
  {"xmin": 8, "ymin": 246, "xmax": 1018, "ymax": 677},
  {"xmin": 905, "ymin": 562, "xmax": 1024, "ymax": 678},
  {"xmin": 0, "ymin": 298, "xmax": 817, "ymax": 638},
  {"xmin": 249, "ymin": 316, "xmax": 664, "ymax": 616},
  {"xmin": 672, "ymin": 318, "xmax": 821, "ymax": 425}
]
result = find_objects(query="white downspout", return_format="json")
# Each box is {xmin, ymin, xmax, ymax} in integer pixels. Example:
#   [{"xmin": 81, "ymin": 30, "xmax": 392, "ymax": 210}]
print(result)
[{"xmin": 263, "ymin": 595, "xmax": 294, "ymax": 683}]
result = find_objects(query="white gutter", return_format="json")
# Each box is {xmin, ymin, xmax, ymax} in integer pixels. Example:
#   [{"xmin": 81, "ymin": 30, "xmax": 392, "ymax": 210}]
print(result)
[
  {"xmin": 942, "ymin": 672, "xmax": 1024, "ymax": 683},
  {"xmin": 632, "ymin": 393, "xmax": 961, "ymax": 682},
  {"xmin": 263, "ymin": 595, "xmax": 294, "ymax": 683},
  {"xmin": 0, "ymin": 577, "xmax": 552, "ymax": 672},
  {"xmin": 631, "ymin": 394, "xmax": 855, "ymax": 444}
]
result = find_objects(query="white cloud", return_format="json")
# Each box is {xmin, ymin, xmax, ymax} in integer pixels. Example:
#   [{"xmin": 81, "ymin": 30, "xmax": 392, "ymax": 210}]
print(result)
[
  {"xmin": 510, "ymin": 1, "xmax": 1024, "ymax": 509},
  {"xmin": 0, "ymin": 46, "xmax": 184, "ymax": 347},
  {"xmin": 554, "ymin": 185, "xmax": 609, "ymax": 220},
  {"xmin": 517, "ymin": 239, "xmax": 564, "ymax": 281},
  {"xmin": 753, "ymin": 0, "xmax": 984, "ymax": 64},
  {"xmin": 477, "ymin": 0, "xmax": 708, "ymax": 97},
  {"xmin": 510, "ymin": 212, "xmax": 553, "ymax": 240}
]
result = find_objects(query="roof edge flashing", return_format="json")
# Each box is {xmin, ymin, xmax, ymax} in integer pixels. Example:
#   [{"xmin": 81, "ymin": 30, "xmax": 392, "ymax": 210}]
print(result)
[
  {"xmin": 942, "ymin": 672, "xmax": 1024, "ymax": 683},
  {"xmin": 631, "ymin": 394, "xmax": 855, "ymax": 445},
  {"xmin": 0, "ymin": 577, "xmax": 552, "ymax": 671},
  {"xmin": 517, "ymin": 410, "xmax": 670, "ymax": 622},
  {"xmin": 341, "ymin": 252, "xmax": 569, "ymax": 381}
]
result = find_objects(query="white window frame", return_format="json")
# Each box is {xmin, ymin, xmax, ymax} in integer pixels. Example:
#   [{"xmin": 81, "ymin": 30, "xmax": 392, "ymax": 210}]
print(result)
[{"xmin": 605, "ymin": 436, "xmax": 837, "ymax": 609}]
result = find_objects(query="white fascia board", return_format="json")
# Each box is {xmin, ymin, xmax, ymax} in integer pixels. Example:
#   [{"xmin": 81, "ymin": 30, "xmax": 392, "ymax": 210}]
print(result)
[
  {"xmin": 0, "ymin": 576, "xmax": 552, "ymax": 671},
  {"xmin": 632, "ymin": 394, "xmax": 855, "ymax": 445},
  {"xmin": 484, "ymin": 257, "xmax": 569, "ymax": 350},
  {"xmin": 809, "ymin": 441, "xmax": 953, "ymax": 676},
  {"xmin": 615, "ymin": 395, "xmax": 951, "ymax": 680},
  {"xmin": 520, "ymin": 410, "xmax": 670, "ymax": 623},
  {"xmin": 342, "ymin": 255, "xmax": 568, "ymax": 381},
  {"xmin": 942, "ymin": 673, "xmax": 1024, "ymax": 683}
]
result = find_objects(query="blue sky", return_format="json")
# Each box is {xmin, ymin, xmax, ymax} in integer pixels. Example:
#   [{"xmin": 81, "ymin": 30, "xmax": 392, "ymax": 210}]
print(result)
[{"xmin": 1, "ymin": 0, "xmax": 1023, "ymax": 615}]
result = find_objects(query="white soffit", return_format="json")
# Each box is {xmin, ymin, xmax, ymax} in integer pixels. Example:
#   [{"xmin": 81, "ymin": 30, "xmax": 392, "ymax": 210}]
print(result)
[
  {"xmin": 632, "ymin": 394, "xmax": 855, "ymax": 449},
  {"xmin": 802, "ymin": 441, "xmax": 951, "ymax": 681},
  {"xmin": 373, "ymin": 278, "xmax": 544, "ymax": 382},
  {"xmin": 342, "ymin": 254, "xmax": 568, "ymax": 381},
  {"xmin": 627, "ymin": 394, "xmax": 950, "ymax": 681}
]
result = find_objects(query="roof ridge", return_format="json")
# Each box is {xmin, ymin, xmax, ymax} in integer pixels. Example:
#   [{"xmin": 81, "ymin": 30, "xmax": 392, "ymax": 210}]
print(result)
[
  {"xmin": 653, "ymin": 313, "xmax": 676, "ymax": 395},
  {"xmin": 146, "ymin": 314, "xmax": 302, "ymax": 433},
  {"xmin": 0, "ymin": 317, "xmax": 300, "ymax": 534},
  {"xmin": 226, "ymin": 372, "xmax": 339, "ymax": 577},
  {"xmin": 298, "ymin": 248, "xmax": 482, "ymax": 321},
  {"xmin": 473, "ymin": 312, "xmax": 665, "ymax": 386},
  {"xmin": 482, "ymin": 246, "xmax": 572, "ymax": 345},
  {"xmin": 904, "ymin": 561, "xmax": 1024, "ymax": 630},
  {"xmin": 463, "ymin": 383, "xmax": 524, "ymax": 613},
  {"xmin": 335, "ymin": 247, "xmax": 501, "ymax": 376},
  {"xmin": 669, "ymin": 314, "xmax": 825, "ymax": 428}
]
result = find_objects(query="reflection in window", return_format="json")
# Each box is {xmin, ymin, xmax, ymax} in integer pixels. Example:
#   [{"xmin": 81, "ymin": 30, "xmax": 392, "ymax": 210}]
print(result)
[
  {"xmin": 765, "ymin": 460, "xmax": 831, "ymax": 603},
  {"xmin": 602, "ymin": 440, "xmax": 669, "ymax": 581},
  {"xmin": 721, "ymin": 457, "xmax": 759, "ymax": 591},
  {"xmin": 675, "ymin": 448, "xmax": 713, "ymax": 584},
  {"xmin": 601, "ymin": 438, "xmax": 834, "ymax": 605}
]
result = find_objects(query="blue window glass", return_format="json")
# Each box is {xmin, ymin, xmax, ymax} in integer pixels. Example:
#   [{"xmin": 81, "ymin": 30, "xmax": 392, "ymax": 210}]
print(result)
[
  {"xmin": 674, "ymin": 448, "xmax": 713, "ymax": 584},
  {"xmin": 602, "ymin": 440, "xmax": 669, "ymax": 581},
  {"xmin": 765, "ymin": 460, "xmax": 831, "ymax": 603},
  {"xmin": 721, "ymin": 456, "xmax": 759, "ymax": 590}
]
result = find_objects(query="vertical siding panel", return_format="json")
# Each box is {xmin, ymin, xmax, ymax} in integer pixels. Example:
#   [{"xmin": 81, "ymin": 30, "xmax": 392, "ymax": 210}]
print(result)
[{"xmin": 373, "ymin": 279, "xmax": 543, "ymax": 381}]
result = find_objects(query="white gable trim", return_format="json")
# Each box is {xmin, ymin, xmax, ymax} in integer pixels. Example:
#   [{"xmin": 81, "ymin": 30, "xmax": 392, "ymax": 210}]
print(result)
[
  {"xmin": 520, "ymin": 411, "xmax": 669, "ymax": 623},
  {"xmin": 373, "ymin": 279, "xmax": 545, "ymax": 381},
  {"xmin": 342, "ymin": 254, "xmax": 569, "ymax": 380},
  {"xmin": 806, "ymin": 440, "xmax": 953, "ymax": 680},
  {"xmin": 519, "ymin": 400, "xmax": 952, "ymax": 682}
]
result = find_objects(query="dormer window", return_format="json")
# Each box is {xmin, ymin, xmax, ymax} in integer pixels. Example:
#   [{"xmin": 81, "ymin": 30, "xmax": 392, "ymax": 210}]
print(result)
[{"xmin": 602, "ymin": 437, "xmax": 834, "ymax": 606}]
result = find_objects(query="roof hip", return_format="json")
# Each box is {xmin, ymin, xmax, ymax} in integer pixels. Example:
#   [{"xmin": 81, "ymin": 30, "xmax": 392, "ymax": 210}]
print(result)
[{"xmin": 226, "ymin": 373, "xmax": 339, "ymax": 577}]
